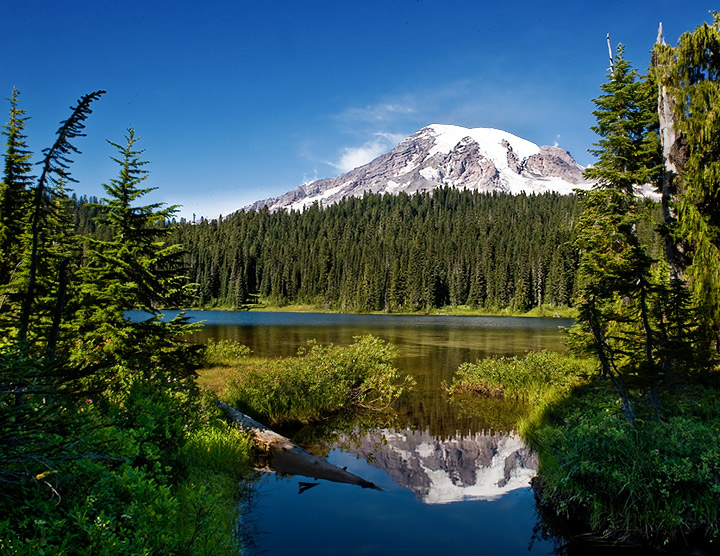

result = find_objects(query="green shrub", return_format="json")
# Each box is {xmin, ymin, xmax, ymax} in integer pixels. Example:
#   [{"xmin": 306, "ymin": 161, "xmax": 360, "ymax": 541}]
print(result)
[
  {"xmin": 527, "ymin": 385, "xmax": 720, "ymax": 548},
  {"xmin": 224, "ymin": 335, "xmax": 413, "ymax": 425},
  {"xmin": 202, "ymin": 339, "xmax": 252, "ymax": 367},
  {"xmin": 449, "ymin": 350, "xmax": 594, "ymax": 403}
]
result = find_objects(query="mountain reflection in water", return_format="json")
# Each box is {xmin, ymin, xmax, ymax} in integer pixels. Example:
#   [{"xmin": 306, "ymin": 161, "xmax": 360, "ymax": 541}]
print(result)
[{"xmin": 337, "ymin": 428, "xmax": 538, "ymax": 504}]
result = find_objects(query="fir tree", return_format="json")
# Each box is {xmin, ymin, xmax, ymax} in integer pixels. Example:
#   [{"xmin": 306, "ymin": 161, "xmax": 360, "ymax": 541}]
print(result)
[
  {"xmin": 572, "ymin": 45, "xmax": 662, "ymax": 420},
  {"xmin": 0, "ymin": 88, "xmax": 34, "ymax": 285},
  {"xmin": 16, "ymin": 90, "xmax": 105, "ymax": 345},
  {"xmin": 73, "ymin": 129, "xmax": 198, "ymax": 394}
]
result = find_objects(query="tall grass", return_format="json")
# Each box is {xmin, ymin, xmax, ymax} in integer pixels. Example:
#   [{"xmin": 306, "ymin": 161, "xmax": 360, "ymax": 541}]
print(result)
[
  {"xmin": 223, "ymin": 335, "xmax": 413, "ymax": 425},
  {"xmin": 174, "ymin": 414, "xmax": 256, "ymax": 555},
  {"xmin": 202, "ymin": 339, "xmax": 252, "ymax": 367},
  {"xmin": 449, "ymin": 350, "xmax": 595, "ymax": 404}
]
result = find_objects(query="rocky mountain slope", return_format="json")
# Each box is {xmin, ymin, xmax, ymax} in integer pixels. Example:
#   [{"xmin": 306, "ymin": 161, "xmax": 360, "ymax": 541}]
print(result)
[
  {"xmin": 339, "ymin": 428, "xmax": 538, "ymax": 504},
  {"xmin": 244, "ymin": 124, "xmax": 592, "ymax": 212}
]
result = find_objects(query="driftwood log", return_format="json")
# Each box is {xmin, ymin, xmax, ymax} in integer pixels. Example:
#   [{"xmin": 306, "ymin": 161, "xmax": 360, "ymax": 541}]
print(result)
[{"xmin": 217, "ymin": 401, "xmax": 381, "ymax": 490}]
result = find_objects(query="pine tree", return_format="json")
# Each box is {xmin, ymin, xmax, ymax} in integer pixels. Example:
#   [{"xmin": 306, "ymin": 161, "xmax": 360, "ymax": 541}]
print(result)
[
  {"xmin": 572, "ymin": 45, "xmax": 662, "ymax": 420},
  {"xmin": 73, "ymin": 129, "xmax": 197, "ymax": 394},
  {"xmin": 16, "ymin": 90, "xmax": 105, "ymax": 346},
  {"xmin": 0, "ymin": 88, "xmax": 34, "ymax": 285}
]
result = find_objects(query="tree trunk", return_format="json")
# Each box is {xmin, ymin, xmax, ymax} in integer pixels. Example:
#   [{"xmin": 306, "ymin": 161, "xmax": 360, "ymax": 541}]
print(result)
[
  {"xmin": 654, "ymin": 25, "xmax": 688, "ymax": 282},
  {"xmin": 217, "ymin": 401, "xmax": 381, "ymax": 490}
]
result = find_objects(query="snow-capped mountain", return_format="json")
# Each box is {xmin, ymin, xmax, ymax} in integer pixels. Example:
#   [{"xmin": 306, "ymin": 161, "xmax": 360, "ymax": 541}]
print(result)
[
  {"xmin": 244, "ymin": 124, "xmax": 592, "ymax": 212},
  {"xmin": 338, "ymin": 428, "xmax": 538, "ymax": 504}
]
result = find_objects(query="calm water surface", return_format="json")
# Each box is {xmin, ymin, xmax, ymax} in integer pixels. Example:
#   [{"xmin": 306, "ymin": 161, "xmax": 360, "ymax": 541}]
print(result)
[{"xmin": 158, "ymin": 311, "xmax": 573, "ymax": 554}]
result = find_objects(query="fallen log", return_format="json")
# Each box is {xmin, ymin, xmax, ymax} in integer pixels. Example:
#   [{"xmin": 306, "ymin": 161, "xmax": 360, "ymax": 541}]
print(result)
[{"xmin": 217, "ymin": 401, "xmax": 381, "ymax": 490}]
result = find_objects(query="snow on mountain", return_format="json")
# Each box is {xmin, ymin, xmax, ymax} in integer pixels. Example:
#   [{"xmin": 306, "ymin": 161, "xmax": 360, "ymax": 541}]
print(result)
[
  {"xmin": 338, "ymin": 427, "xmax": 538, "ymax": 504},
  {"xmin": 244, "ymin": 124, "xmax": 592, "ymax": 213}
]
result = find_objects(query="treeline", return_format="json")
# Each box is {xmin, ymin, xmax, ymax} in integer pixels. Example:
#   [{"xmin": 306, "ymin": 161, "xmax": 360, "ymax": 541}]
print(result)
[{"xmin": 169, "ymin": 189, "xmax": 584, "ymax": 312}]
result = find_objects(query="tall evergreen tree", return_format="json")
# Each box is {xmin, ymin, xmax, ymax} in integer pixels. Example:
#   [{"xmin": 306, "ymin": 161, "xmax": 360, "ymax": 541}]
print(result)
[
  {"xmin": 572, "ymin": 45, "xmax": 662, "ymax": 420},
  {"xmin": 0, "ymin": 88, "xmax": 34, "ymax": 285},
  {"xmin": 16, "ymin": 90, "xmax": 105, "ymax": 346},
  {"xmin": 655, "ymin": 13, "xmax": 720, "ymax": 339},
  {"xmin": 73, "ymin": 129, "xmax": 197, "ymax": 393}
]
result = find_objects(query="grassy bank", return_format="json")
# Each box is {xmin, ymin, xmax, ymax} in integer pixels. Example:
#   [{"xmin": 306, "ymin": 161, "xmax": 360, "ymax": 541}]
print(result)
[
  {"xmin": 448, "ymin": 352, "xmax": 720, "ymax": 551},
  {"xmin": 449, "ymin": 350, "xmax": 594, "ymax": 404},
  {"xmin": 526, "ymin": 382, "xmax": 720, "ymax": 551},
  {"xmin": 228, "ymin": 301, "xmax": 578, "ymax": 319}
]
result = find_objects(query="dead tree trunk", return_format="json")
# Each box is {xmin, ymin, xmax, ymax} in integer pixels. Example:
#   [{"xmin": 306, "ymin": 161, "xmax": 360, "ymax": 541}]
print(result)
[
  {"xmin": 654, "ymin": 22, "xmax": 688, "ymax": 281},
  {"xmin": 217, "ymin": 401, "xmax": 381, "ymax": 490}
]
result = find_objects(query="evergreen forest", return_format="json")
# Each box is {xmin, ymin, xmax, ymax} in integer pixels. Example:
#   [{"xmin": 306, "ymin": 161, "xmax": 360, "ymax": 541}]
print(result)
[{"xmin": 155, "ymin": 190, "xmax": 657, "ymax": 313}]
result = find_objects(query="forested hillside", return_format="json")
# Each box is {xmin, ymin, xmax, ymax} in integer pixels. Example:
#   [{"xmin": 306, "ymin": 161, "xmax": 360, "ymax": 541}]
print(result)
[
  {"xmin": 72, "ymin": 187, "xmax": 664, "ymax": 314},
  {"xmin": 166, "ymin": 189, "xmax": 576, "ymax": 312}
]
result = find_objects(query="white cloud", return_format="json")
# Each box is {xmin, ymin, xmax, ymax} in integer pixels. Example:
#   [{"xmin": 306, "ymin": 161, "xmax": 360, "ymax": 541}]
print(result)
[{"xmin": 329, "ymin": 132, "xmax": 405, "ymax": 173}]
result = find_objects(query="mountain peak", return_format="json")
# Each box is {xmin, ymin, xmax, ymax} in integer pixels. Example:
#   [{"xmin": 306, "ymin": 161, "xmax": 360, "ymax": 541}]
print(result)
[{"xmin": 244, "ymin": 124, "xmax": 591, "ymax": 212}]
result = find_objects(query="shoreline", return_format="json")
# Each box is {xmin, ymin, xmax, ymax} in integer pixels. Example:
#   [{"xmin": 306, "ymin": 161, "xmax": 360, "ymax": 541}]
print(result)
[{"xmin": 184, "ymin": 303, "xmax": 578, "ymax": 319}]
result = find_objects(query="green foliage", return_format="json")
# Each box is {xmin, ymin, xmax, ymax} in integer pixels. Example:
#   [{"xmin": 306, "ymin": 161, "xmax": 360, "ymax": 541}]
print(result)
[
  {"xmin": 449, "ymin": 350, "xmax": 595, "ymax": 404},
  {"xmin": 81, "ymin": 129, "xmax": 188, "ymax": 312},
  {"xmin": 0, "ymin": 399, "xmax": 255, "ymax": 556},
  {"xmin": 224, "ymin": 335, "xmax": 413, "ymax": 424},
  {"xmin": 660, "ymin": 13, "xmax": 720, "ymax": 335},
  {"xmin": 527, "ymin": 384, "xmax": 720, "ymax": 548},
  {"xmin": 171, "ymin": 189, "xmax": 581, "ymax": 313},
  {"xmin": 0, "ymin": 88, "xmax": 34, "ymax": 286},
  {"xmin": 585, "ymin": 44, "xmax": 661, "ymax": 191},
  {"xmin": 570, "ymin": 41, "xmax": 709, "ymax": 420},
  {"xmin": 202, "ymin": 338, "xmax": 252, "ymax": 367},
  {"xmin": 16, "ymin": 90, "xmax": 105, "ymax": 345},
  {"xmin": 179, "ymin": 417, "xmax": 253, "ymax": 477},
  {"xmin": 71, "ymin": 129, "xmax": 200, "ymax": 396},
  {"xmin": 0, "ymin": 97, "xmax": 254, "ymax": 554}
]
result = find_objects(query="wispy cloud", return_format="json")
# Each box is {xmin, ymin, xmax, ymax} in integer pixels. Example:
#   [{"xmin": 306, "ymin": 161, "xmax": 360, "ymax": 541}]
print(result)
[
  {"xmin": 328, "ymin": 132, "xmax": 406, "ymax": 173},
  {"xmin": 324, "ymin": 75, "xmax": 592, "ymax": 174}
]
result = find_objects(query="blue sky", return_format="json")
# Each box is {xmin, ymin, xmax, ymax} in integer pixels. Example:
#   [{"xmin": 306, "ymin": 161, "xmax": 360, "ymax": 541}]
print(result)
[{"xmin": 1, "ymin": 1, "xmax": 714, "ymax": 220}]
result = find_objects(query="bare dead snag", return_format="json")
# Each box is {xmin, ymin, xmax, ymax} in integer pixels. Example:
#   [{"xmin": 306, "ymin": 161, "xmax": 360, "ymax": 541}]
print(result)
[{"xmin": 216, "ymin": 401, "xmax": 381, "ymax": 490}]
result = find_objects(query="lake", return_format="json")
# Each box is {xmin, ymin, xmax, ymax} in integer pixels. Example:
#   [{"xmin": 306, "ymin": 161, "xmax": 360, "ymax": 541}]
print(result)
[{"xmin": 156, "ymin": 310, "xmax": 573, "ymax": 554}]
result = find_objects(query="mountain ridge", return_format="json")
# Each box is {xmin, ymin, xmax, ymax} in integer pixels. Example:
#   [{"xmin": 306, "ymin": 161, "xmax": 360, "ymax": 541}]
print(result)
[{"xmin": 244, "ymin": 124, "xmax": 592, "ymax": 212}]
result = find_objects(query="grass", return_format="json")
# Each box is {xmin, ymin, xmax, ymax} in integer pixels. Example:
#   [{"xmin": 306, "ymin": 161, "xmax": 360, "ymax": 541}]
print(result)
[
  {"xmin": 448, "ymin": 350, "xmax": 595, "ymax": 404},
  {"xmin": 199, "ymin": 299, "xmax": 578, "ymax": 318},
  {"xmin": 447, "ymin": 349, "xmax": 720, "ymax": 550},
  {"xmin": 526, "ymin": 382, "xmax": 720, "ymax": 550},
  {"xmin": 175, "ymin": 409, "xmax": 256, "ymax": 555},
  {"xmin": 196, "ymin": 335, "xmax": 413, "ymax": 426}
]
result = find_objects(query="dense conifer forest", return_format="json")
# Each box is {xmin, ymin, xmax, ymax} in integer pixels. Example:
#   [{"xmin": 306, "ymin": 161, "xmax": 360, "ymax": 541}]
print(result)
[
  {"xmin": 73, "ymin": 188, "xmax": 664, "ymax": 314},
  {"xmin": 173, "ymin": 189, "xmax": 583, "ymax": 312}
]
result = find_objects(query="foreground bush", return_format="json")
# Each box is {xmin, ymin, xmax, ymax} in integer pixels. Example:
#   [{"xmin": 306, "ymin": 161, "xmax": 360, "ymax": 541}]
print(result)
[
  {"xmin": 0, "ymin": 377, "xmax": 255, "ymax": 556},
  {"xmin": 526, "ymin": 384, "xmax": 720, "ymax": 550},
  {"xmin": 223, "ymin": 335, "xmax": 413, "ymax": 425}
]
